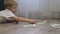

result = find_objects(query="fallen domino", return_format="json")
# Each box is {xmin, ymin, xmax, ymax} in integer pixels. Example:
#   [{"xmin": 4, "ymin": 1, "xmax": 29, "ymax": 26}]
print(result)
[{"xmin": 22, "ymin": 24, "xmax": 37, "ymax": 28}]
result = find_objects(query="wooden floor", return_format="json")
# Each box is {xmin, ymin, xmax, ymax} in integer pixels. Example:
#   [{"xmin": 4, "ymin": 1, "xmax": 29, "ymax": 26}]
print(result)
[{"xmin": 0, "ymin": 19, "xmax": 60, "ymax": 34}]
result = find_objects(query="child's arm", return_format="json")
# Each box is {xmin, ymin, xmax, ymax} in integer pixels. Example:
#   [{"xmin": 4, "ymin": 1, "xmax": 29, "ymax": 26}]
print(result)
[{"xmin": 10, "ymin": 16, "xmax": 36, "ymax": 24}]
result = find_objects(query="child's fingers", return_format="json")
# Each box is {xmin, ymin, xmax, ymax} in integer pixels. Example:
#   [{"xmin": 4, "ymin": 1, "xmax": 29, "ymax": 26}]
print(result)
[{"xmin": 30, "ymin": 20, "xmax": 37, "ymax": 24}]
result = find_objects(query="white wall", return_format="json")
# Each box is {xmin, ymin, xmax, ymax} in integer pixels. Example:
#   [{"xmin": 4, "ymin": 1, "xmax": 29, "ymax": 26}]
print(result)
[{"xmin": 16, "ymin": 0, "xmax": 60, "ymax": 18}]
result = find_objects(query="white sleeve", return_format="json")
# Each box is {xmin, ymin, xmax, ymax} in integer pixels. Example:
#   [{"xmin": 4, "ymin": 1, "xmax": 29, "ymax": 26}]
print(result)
[
  {"xmin": 7, "ymin": 11, "xmax": 15, "ymax": 17},
  {"xmin": 0, "ymin": 11, "xmax": 15, "ymax": 18}
]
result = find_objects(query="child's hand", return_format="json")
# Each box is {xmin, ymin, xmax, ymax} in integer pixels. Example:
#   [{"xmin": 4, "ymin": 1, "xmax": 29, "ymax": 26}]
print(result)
[{"xmin": 28, "ymin": 19, "xmax": 37, "ymax": 24}]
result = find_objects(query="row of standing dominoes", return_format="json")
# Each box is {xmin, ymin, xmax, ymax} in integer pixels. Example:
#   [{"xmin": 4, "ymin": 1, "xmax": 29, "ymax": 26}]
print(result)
[{"xmin": 22, "ymin": 21, "xmax": 47, "ymax": 28}]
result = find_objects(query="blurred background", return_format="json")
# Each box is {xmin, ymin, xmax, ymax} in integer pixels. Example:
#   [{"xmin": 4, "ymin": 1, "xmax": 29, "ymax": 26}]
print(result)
[
  {"xmin": 0, "ymin": 0, "xmax": 60, "ymax": 19},
  {"xmin": 16, "ymin": 0, "xmax": 60, "ymax": 18}
]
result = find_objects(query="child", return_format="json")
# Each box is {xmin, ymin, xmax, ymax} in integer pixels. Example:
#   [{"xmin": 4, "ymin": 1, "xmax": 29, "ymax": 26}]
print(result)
[{"xmin": 0, "ymin": 0, "xmax": 36, "ymax": 24}]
